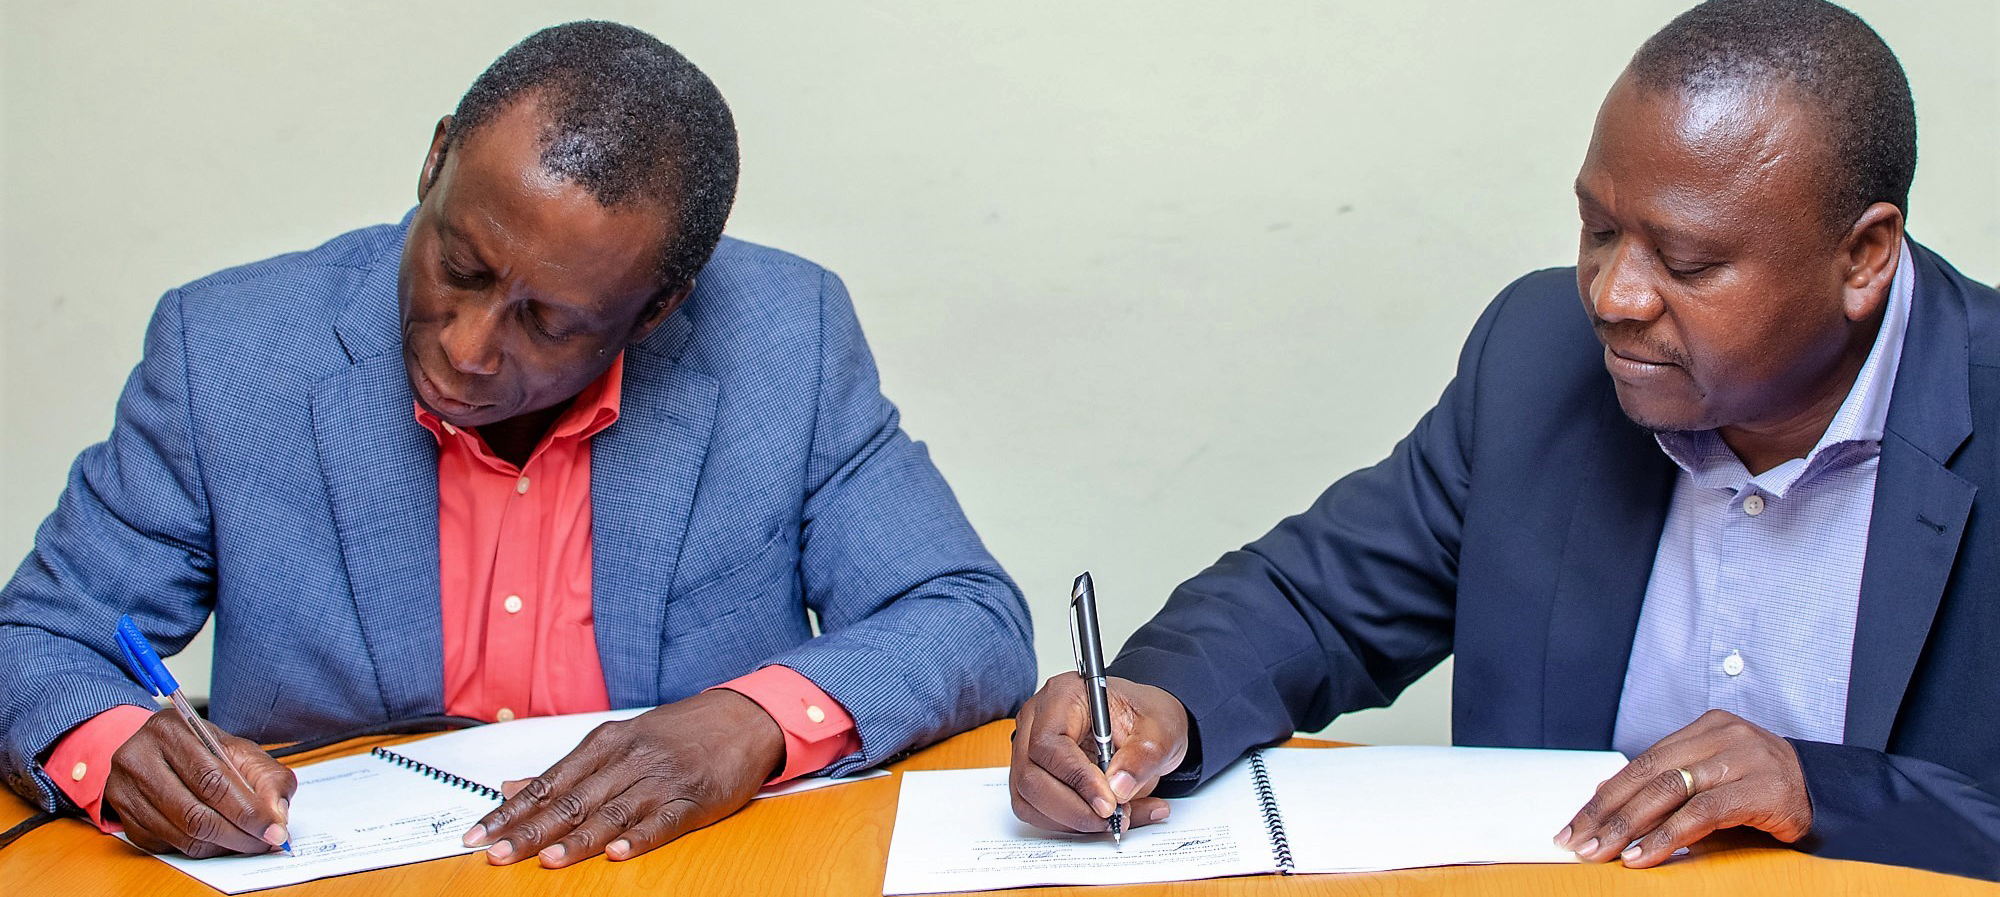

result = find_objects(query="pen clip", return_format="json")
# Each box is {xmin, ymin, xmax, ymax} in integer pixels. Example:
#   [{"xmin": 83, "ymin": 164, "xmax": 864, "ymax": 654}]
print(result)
[
  {"xmin": 115, "ymin": 614, "xmax": 180, "ymax": 698},
  {"xmin": 1068, "ymin": 594, "xmax": 1085, "ymax": 675}
]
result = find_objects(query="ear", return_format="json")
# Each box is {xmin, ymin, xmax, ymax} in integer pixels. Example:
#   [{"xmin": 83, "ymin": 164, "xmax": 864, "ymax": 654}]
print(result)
[
  {"xmin": 627, "ymin": 278, "xmax": 696, "ymax": 345},
  {"xmin": 418, "ymin": 116, "xmax": 452, "ymax": 203},
  {"xmin": 1838, "ymin": 201, "xmax": 1904, "ymax": 323}
]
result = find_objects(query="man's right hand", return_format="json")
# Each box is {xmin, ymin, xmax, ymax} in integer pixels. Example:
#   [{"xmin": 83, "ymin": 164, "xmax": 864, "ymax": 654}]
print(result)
[
  {"xmin": 104, "ymin": 709, "xmax": 296, "ymax": 857},
  {"xmin": 1009, "ymin": 672, "xmax": 1191, "ymax": 834}
]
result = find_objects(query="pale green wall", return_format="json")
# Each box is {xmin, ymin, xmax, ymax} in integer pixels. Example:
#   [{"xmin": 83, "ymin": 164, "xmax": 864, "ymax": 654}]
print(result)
[{"xmin": 3, "ymin": 1, "xmax": 1995, "ymax": 745}]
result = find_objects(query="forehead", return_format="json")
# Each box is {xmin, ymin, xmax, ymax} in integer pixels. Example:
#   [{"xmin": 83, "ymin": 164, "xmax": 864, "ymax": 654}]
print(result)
[
  {"xmin": 1578, "ymin": 75, "xmax": 1832, "ymax": 238},
  {"xmin": 433, "ymin": 100, "xmax": 670, "ymax": 311}
]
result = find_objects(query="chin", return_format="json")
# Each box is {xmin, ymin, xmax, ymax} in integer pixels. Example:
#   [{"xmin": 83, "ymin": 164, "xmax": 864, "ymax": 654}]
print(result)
[{"xmin": 1613, "ymin": 391, "xmax": 1707, "ymax": 434}]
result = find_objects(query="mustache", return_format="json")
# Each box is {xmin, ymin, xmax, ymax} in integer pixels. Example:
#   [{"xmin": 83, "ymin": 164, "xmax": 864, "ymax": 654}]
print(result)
[{"xmin": 1591, "ymin": 321, "xmax": 1693, "ymax": 368}]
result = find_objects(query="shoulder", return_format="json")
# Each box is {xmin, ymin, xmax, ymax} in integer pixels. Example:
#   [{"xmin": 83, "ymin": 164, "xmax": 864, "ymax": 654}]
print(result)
[
  {"xmin": 1458, "ymin": 266, "xmax": 1604, "ymax": 389},
  {"xmin": 168, "ymin": 221, "xmax": 402, "ymax": 340},
  {"xmin": 1909, "ymin": 240, "xmax": 2000, "ymax": 369},
  {"xmin": 657, "ymin": 236, "xmax": 851, "ymax": 367},
  {"xmin": 693, "ymin": 236, "xmax": 841, "ymax": 303}
]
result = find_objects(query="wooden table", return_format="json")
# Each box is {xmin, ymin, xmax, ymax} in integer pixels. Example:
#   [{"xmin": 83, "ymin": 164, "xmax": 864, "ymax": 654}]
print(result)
[{"xmin": 2, "ymin": 721, "xmax": 1991, "ymax": 895}]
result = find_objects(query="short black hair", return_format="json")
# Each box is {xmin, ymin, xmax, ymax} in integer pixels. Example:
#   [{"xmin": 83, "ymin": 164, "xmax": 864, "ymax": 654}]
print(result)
[
  {"xmin": 1628, "ymin": 0, "xmax": 1916, "ymax": 231},
  {"xmin": 445, "ymin": 21, "xmax": 739, "ymax": 288}
]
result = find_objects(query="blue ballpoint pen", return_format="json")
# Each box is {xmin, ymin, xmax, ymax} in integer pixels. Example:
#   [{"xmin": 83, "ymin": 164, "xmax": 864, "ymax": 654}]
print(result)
[
  {"xmin": 1070, "ymin": 572, "xmax": 1123, "ymax": 847},
  {"xmin": 114, "ymin": 614, "xmax": 291, "ymax": 854}
]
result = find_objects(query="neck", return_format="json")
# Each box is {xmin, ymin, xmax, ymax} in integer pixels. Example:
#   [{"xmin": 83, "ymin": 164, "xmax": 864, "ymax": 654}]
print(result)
[
  {"xmin": 477, "ymin": 401, "xmax": 570, "ymax": 467},
  {"xmin": 1717, "ymin": 322, "xmax": 1881, "ymax": 476}
]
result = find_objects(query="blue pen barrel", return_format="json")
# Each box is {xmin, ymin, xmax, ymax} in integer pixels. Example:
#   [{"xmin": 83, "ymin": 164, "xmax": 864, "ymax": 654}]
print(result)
[{"xmin": 115, "ymin": 614, "xmax": 182, "ymax": 696}]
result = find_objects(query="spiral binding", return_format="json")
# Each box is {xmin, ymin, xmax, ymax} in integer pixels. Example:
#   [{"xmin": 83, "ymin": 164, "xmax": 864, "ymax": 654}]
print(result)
[
  {"xmin": 371, "ymin": 747, "xmax": 504, "ymax": 801},
  {"xmin": 1248, "ymin": 751, "xmax": 1295, "ymax": 873}
]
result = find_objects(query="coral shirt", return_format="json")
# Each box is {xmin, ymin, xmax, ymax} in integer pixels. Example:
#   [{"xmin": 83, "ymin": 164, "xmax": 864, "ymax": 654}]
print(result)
[{"xmin": 47, "ymin": 354, "xmax": 858, "ymax": 828}]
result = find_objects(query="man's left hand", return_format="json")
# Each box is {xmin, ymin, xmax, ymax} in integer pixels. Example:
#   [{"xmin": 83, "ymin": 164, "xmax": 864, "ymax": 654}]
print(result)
[
  {"xmin": 462, "ymin": 689, "xmax": 784, "ymax": 867},
  {"xmin": 1555, "ymin": 709, "xmax": 1813, "ymax": 868}
]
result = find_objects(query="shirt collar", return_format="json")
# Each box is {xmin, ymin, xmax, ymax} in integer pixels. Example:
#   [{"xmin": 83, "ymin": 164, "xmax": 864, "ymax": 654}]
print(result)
[
  {"xmin": 414, "ymin": 352, "xmax": 626, "ymax": 450},
  {"xmin": 1655, "ymin": 238, "xmax": 1915, "ymax": 493}
]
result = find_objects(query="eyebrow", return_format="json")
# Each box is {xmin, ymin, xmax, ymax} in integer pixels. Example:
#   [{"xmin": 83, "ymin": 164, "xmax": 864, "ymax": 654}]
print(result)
[{"xmin": 1572, "ymin": 183, "xmax": 1725, "ymax": 254}]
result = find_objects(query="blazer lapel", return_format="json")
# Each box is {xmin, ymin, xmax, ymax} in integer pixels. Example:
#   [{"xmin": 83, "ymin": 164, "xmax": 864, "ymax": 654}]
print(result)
[
  {"xmin": 1540, "ymin": 389, "xmax": 1676, "ymax": 748},
  {"xmin": 312, "ymin": 250, "xmax": 446, "ymax": 721},
  {"xmin": 1845, "ymin": 243, "xmax": 1976, "ymax": 751},
  {"xmin": 589, "ymin": 313, "xmax": 720, "ymax": 710}
]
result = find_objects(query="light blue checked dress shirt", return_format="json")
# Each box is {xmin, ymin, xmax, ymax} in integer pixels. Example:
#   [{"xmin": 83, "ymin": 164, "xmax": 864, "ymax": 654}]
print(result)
[{"xmin": 1612, "ymin": 242, "xmax": 1916, "ymax": 758}]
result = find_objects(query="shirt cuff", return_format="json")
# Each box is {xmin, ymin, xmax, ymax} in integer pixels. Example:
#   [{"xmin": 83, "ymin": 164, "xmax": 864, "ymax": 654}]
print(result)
[
  {"xmin": 44, "ymin": 704, "xmax": 155, "ymax": 831},
  {"xmin": 711, "ymin": 665, "xmax": 861, "ymax": 784}
]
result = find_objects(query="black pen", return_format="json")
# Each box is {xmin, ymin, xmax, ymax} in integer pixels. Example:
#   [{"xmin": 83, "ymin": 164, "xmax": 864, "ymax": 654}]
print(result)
[{"xmin": 1070, "ymin": 571, "xmax": 1123, "ymax": 846}]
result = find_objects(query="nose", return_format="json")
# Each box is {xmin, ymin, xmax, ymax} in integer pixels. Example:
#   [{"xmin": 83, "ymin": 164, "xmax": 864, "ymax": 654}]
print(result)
[
  {"xmin": 439, "ymin": 305, "xmax": 503, "ymax": 376},
  {"xmin": 1588, "ymin": 240, "xmax": 1663, "ymax": 324}
]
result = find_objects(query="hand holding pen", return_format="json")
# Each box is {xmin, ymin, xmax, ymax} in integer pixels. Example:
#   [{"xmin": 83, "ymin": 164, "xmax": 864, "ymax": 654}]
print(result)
[
  {"xmin": 1005, "ymin": 573, "xmax": 1195, "ymax": 840},
  {"xmin": 1069, "ymin": 572, "xmax": 1124, "ymax": 845},
  {"xmin": 105, "ymin": 614, "xmax": 297, "ymax": 858}
]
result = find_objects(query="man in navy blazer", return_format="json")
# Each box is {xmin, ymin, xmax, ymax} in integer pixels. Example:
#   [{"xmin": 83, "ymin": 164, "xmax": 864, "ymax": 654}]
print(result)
[
  {"xmin": 0, "ymin": 23, "xmax": 1033, "ymax": 865},
  {"xmin": 1013, "ymin": 0, "xmax": 2000, "ymax": 881}
]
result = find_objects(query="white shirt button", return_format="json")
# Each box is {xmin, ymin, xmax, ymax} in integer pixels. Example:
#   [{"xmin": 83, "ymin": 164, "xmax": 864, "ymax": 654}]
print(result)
[
  {"xmin": 516, "ymin": 476, "xmax": 531, "ymax": 494},
  {"xmin": 805, "ymin": 705, "xmax": 827, "ymax": 724},
  {"xmin": 503, "ymin": 594, "xmax": 524, "ymax": 614},
  {"xmin": 1722, "ymin": 651, "xmax": 1745, "ymax": 677},
  {"xmin": 443, "ymin": 422, "xmax": 458, "ymax": 436},
  {"xmin": 70, "ymin": 761, "xmax": 88, "ymax": 782},
  {"xmin": 495, "ymin": 707, "xmax": 516, "ymax": 722},
  {"xmin": 1743, "ymin": 494, "xmax": 1765, "ymax": 516}
]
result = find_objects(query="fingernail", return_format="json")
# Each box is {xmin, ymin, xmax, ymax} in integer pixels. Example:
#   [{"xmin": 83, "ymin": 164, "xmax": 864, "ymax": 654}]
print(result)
[
  {"xmin": 1622, "ymin": 843, "xmax": 1642, "ymax": 863},
  {"xmin": 1109, "ymin": 771, "xmax": 1137, "ymax": 801},
  {"xmin": 1090, "ymin": 797, "xmax": 1114, "ymax": 818},
  {"xmin": 463, "ymin": 824, "xmax": 489, "ymax": 847},
  {"xmin": 1554, "ymin": 825, "xmax": 1572, "ymax": 848},
  {"xmin": 264, "ymin": 824, "xmax": 289, "ymax": 847},
  {"xmin": 1577, "ymin": 837, "xmax": 1599, "ymax": 858},
  {"xmin": 607, "ymin": 839, "xmax": 631, "ymax": 860},
  {"xmin": 488, "ymin": 840, "xmax": 514, "ymax": 862},
  {"xmin": 540, "ymin": 844, "xmax": 565, "ymax": 865},
  {"xmin": 1149, "ymin": 805, "xmax": 1170, "ymax": 822}
]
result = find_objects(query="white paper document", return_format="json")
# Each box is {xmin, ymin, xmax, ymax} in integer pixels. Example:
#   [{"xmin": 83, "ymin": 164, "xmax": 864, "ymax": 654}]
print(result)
[
  {"xmin": 883, "ymin": 745, "xmax": 1630, "ymax": 894},
  {"xmin": 131, "ymin": 707, "xmax": 886, "ymax": 893}
]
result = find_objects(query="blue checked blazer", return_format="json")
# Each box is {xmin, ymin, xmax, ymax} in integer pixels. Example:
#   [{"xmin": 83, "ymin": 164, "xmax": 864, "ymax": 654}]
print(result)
[
  {"xmin": 1112, "ymin": 240, "xmax": 2000, "ymax": 880},
  {"xmin": 0, "ymin": 216, "xmax": 1036, "ymax": 812}
]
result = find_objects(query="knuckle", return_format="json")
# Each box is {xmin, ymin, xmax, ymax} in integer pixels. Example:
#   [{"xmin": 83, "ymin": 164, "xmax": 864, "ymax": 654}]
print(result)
[
  {"xmin": 191, "ymin": 765, "xmax": 231, "ymax": 800},
  {"xmin": 1685, "ymin": 791, "xmax": 1729, "ymax": 822},
  {"xmin": 519, "ymin": 776, "xmax": 556, "ymax": 802},
  {"xmin": 510, "ymin": 819, "xmax": 550, "ymax": 847},
  {"xmin": 1655, "ymin": 771, "xmax": 1690, "ymax": 797},
  {"xmin": 597, "ymin": 800, "xmax": 637, "ymax": 832},
  {"xmin": 1624, "ymin": 752, "xmax": 1659, "ymax": 780},
  {"xmin": 549, "ymin": 791, "xmax": 590, "ymax": 823},
  {"xmin": 1600, "ymin": 813, "xmax": 1632, "ymax": 838}
]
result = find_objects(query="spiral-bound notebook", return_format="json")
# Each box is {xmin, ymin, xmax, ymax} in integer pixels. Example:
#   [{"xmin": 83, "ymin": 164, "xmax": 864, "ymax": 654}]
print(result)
[
  {"xmin": 882, "ymin": 745, "xmax": 1631, "ymax": 894},
  {"xmin": 135, "ymin": 708, "xmax": 886, "ymax": 894}
]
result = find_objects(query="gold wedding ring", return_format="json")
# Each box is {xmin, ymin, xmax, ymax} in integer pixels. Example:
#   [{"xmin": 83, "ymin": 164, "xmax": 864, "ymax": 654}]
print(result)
[{"xmin": 1674, "ymin": 767, "xmax": 1695, "ymax": 796}]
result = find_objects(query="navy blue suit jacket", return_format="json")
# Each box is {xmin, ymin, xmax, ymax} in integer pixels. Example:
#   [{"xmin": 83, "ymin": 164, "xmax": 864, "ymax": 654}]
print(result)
[
  {"xmin": 0, "ymin": 217, "xmax": 1036, "ymax": 812},
  {"xmin": 1111, "ymin": 241, "xmax": 2000, "ymax": 879}
]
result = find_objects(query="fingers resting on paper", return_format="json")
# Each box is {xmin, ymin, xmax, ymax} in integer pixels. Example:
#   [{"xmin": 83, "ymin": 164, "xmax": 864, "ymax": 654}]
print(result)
[
  {"xmin": 1556, "ymin": 709, "xmax": 1813, "ymax": 868},
  {"xmin": 106, "ymin": 709, "xmax": 296, "ymax": 858},
  {"xmin": 1009, "ymin": 672, "xmax": 1189, "ymax": 834},
  {"xmin": 463, "ymin": 689, "xmax": 785, "ymax": 868}
]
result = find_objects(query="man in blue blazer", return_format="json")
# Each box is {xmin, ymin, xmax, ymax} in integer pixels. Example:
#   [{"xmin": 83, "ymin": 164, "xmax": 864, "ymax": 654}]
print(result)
[
  {"xmin": 1013, "ymin": 0, "xmax": 2000, "ymax": 881},
  {"xmin": 0, "ymin": 23, "xmax": 1033, "ymax": 865}
]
